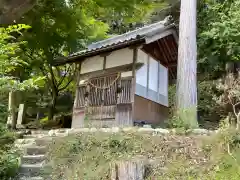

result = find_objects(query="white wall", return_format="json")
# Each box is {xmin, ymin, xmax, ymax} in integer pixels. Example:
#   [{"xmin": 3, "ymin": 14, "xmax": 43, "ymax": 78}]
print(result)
[
  {"xmin": 137, "ymin": 50, "xmax": 148, "ymax": 63},
  {"xmin": 149, "ymin": 58, "xmax": 158, "ymax": 91},
  {"xmin": 80, "ymin": 48, "xmax": 133, "ymax": 75},
  {"xmin": 81, "ymin": 55, "xmax": 104, "ymax": 74},
  {"xmin": 135, "ymin": 50, "xmax": 168, "ymax": 107},
  {"xmin": 106, "ymin": 48, "xmax": 133, "ymax": 68},
  {"xmin": 121, "ymin": 71, "xmax": 132, "ymax": 77}
]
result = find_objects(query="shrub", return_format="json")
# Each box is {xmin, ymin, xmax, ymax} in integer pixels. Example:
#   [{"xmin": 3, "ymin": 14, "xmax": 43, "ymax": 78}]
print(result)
[
  {"xmin": 168, "ymin": 81, "xmax": 225, "ymax": 129},
  {"xmin": 0, "ymin": 123, "xmax": 20, "ymax": 179}
]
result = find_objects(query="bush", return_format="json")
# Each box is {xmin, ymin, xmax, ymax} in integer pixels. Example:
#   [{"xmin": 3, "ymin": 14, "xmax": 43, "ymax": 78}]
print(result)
[
  {"xmin": 0, "ymin": 123, "xmax": 20, "ymax": 179},
  {"xmin": 198, "ymin": 80, "xmax": 225, "ymax": 128},
  {"xmin": 168, "ymin": 81, "xmax": 225, "ymax": 129}
]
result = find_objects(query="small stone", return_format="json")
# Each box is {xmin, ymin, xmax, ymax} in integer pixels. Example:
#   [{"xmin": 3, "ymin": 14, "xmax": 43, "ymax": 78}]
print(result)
[
  {"xmin": 170, "ymin": 128, "xmax": 176, "ymax": 134},
  {"xmin": 214, "ymin": 129, "xmax": 220, "ymax": 134},
  {"xmin": 191, "ymin": 128, "xmax": 209, "ymax": 135},
  {"xmin": 143, "ymin": 124, "xmax": 152, "ymax": 128},
  {"xmin": 122, "ymin": 127, "xmax": 135, "ymax": 132},
  {"xmin": 48, "ymin": 130, "xmax": 56, "ymax": 136},
  {"xmin": 90, "ymin": 128, "xmax": 98, "ymax": 132},
  {"xmin": 100, "ymin": 128, "xmax": 111, "ymax": 132},
  {"xmin": 111, "ymin": 127, "xmax": 120, "ymax": 133},
  {"xmin": 137, "ymin": 128, "xmax": 154, "ymax": 132},
  {"xmin": 16, "ymin": 124, "xmax": 26, "ymax": 129},
  {"xmin": 73, "ymin": 128, "xmax": 90, "ymax": 133},
  {"xmin": 57, "ymin": 129, "xmax": 67, "ymax": 133},
  {"xmin": 154, "ymin": 128, "xmax": 170, "ymax": 134},
  {"xmin": 55, "ymin": 132, "xmax": 68, "ymax": 137}
]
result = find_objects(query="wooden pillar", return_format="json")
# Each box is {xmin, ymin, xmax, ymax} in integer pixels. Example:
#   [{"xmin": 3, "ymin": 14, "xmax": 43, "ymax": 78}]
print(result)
[
  {"xmin": 131, "ymin": 47, "xmax": 138, "ymax": 126},
  {"xmin": 72, "ymin": 63, "xmax": 85, "ymax": 128}
]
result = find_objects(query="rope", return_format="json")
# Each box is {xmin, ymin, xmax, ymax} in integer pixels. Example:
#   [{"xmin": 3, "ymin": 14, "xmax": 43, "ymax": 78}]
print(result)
[{"xmin": 86, "ymin": 73, "xmax": 120, "ymax": 90}]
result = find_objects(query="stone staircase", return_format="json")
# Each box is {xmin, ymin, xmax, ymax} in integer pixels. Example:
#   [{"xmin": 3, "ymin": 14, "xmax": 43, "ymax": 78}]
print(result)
[{"xmin": 14, "ymin": 131, "xmax": 54, "ymax": 180}]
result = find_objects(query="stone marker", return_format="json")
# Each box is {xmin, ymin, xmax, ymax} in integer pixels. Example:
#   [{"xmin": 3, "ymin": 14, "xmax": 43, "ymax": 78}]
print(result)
[{"xmin": 16, "ymin": 104, "xmax": 26, "ymax": 129}]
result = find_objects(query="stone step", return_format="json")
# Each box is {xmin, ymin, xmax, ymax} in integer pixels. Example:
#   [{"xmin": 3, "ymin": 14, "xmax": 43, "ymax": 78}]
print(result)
[
  {"xmin": 19, "ymin": 176, "xmax": 44, "ymax": 180},
  {"xmin": 23, "ymin": 134, "xmax": 49, "ymax": 139},
  {"xmin": 25, "ymin": 146, "xmax": 47, "ymax": 155},
  {"xmin": 35, "ymin": 137, "xmax": 54, "ymax": 146},
  {"xmin": 22, "ymin": 155, "xmax": 46, "ymax": 164},
  {"xmin": 31, "ymin": 130, "xmax": 50, "ymax": 135},
  {"xmin": 15, "ymin": 138, "xmax": 36, "ymax": 145},
  {"xmin": 19, "ymin": 163, "xmax": 44, "ymax": 177}
]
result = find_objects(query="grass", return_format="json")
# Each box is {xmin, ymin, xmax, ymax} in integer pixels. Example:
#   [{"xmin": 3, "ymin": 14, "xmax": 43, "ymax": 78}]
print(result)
[{"xmin": 44, "ymin": 129, "xmax": 240, "ymax": 179}]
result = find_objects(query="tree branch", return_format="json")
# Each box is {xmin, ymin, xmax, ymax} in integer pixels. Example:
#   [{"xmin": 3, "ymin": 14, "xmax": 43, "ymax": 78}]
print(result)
[
  {"xmin": 58, "ymin": 77, "xmax": 73, "ymax": 92},
  {"xmin": 58, "ymin": 65, "xmax": 77, "ymax": 91},
  {"xmin": 56, "ymin": 65, "xmax": 71, "ymax": 88}
]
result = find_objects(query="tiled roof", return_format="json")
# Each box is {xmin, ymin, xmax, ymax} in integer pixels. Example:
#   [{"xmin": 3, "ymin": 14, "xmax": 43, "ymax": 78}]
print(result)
[
  {"xmin": 70, "ymin": 17, "xmax": 172, "ymax": 56},
  {"xmin": 55, "ymin": 16, "xmax": 174, "ymax": 65}
]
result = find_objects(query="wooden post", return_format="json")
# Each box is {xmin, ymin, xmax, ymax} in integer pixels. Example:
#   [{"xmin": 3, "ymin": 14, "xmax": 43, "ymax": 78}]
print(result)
[
  {"xmin": 72, "ymin": 62, "xmax": 85, "ymax": 128},
  {"xmin": 111, "ymin": 160, "xmax": 145, "ymax": 180},
  {"xmin": 176, "ymin": 0, "xmax": 198, "ymax": 128},
  {"xmin": 131, "ymin": 48, "xmax": 138, "ymax": 126}
]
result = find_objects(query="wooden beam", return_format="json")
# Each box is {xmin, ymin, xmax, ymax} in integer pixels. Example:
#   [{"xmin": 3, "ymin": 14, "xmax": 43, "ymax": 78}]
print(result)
[
  {"xmin": 157, "ymin": 40, "xmax": 175, "ymax": 79},
  {"xmin": 79, "ymin": 63, "xmax": 143, "ymax": 80},
  {"xmin": 163, "ymin": 38, "xmax": 175, "ymax": 63},
  {"xmin": 146, "ymin": 55, "xmax": 150, "ymax": 97},
  {"xmin": 99, "ymin": 52, "xmax": 112, "ymax": 57},
  {"xmin": 142, "ymin": 45, "xmax": 159, "ymax": 64},
  {"xmin": 162, "ymin": 38, "xmax": 177, "ymax": 79},
  {"xmin": 129, "ymin": 44, "xmax": 142, "ymax": 49},
  {"xmin": 103, "ymin": 56, "xmax": 107, "ymax": 70},
  {"xmin": 168, "ymin": 63, "xmax": 177, "ymax": 68},
  {"xmin": 132, "ymin": 48, "xmax": 138, "ymax": 77}
]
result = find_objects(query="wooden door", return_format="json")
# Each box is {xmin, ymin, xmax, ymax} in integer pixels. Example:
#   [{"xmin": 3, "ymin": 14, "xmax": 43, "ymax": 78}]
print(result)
[{"xmin": 87, "ymin": 73, "xmax": 119, "ymax": 120}]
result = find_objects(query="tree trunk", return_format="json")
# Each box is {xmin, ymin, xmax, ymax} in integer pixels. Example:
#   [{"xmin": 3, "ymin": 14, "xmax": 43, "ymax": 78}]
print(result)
[
  {"xmin": 6, "ymin": 91, "xmax": 18, "ymax": 129},
  {"xmin": 176, "ymin": 0, "xmax": 198, "ymax": 128},
  {"xmin": 48, "ymin": 92, "xmax": 58, "ymax": 121},
  {"xmin": 0, "ymin": 0, "xmax": 36, "ymax": 24}
]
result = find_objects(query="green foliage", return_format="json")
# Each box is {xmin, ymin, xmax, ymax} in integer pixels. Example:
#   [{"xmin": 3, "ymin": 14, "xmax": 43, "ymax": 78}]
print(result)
[
  {"xmin": 198, "ymin": 80, "xmax": 225, "ymax": 128},
  {"xmin": 0, "ymin": 124, "xmax": 20, "ymax": 179},
  {"xmin": 168, "ymin": 108, "xmax": 199, "ymax": 129},
  {"xmin": 168, "ymin": 84, "xmax": 176, "ymax": 117},
  {"xmin": 198, "ymin": 0, "xmax": 240, "ymax": 73},
  {"xmin": 201, "ymin": 125, "xmax": 240, "ymax": 179},
  {"xmin": 0, "ymin": 24, "xmax": 45, "ymax": 92}
]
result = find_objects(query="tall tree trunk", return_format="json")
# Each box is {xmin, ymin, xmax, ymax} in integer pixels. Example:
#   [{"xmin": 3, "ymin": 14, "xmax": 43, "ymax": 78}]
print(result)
[
  {"xmin": 6, "ymin": 91, "xmax": 18, "ymax": 129},
  {"xmin": 176, "ymin": 0, "xmax": 198, "ymax": 128}
]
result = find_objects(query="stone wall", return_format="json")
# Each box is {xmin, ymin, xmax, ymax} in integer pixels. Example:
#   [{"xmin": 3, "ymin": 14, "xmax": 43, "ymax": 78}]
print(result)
[{"xmin": 45, "ymin": 127, "xmax": 218, "ymax": 137}]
